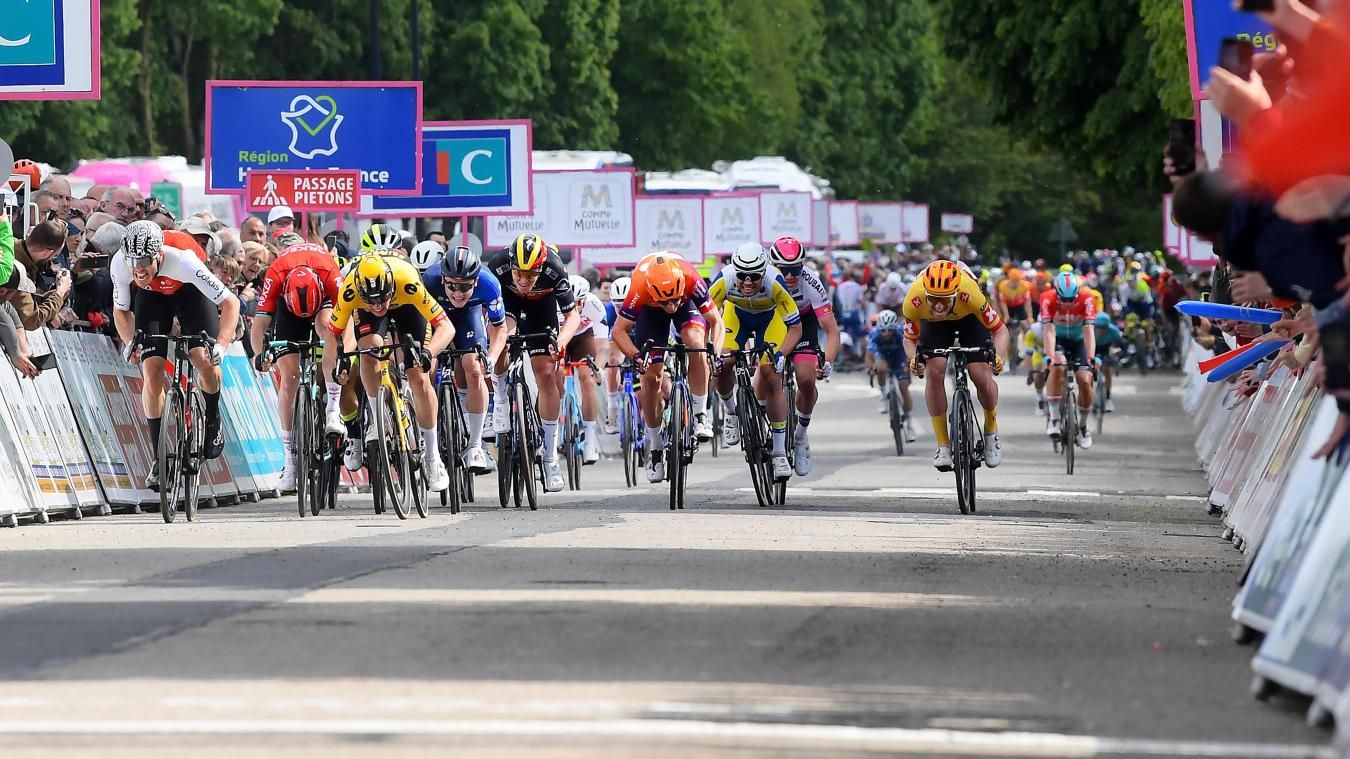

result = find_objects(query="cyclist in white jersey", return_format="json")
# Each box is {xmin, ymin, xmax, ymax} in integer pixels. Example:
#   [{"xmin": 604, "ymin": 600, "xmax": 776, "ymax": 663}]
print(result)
[
  {"xmin": 767, "ymin": 236, "xmax": 840, "ymax": 476},
  {"xmin": 557, "ymin": 275, "xmax": 609, "ymax": 464},
  {"xmin": 874, "ymin": 272, "xmax": 906, "ymax": 311}
]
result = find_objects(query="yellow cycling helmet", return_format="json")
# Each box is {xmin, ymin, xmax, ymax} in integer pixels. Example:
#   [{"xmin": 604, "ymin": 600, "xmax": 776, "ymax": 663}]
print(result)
[
  {"xmin": 360, "ymin": 224, "xmax": 403, "ymax": 253},
  {"xmin": 354, "ymin": 253, "xmax": 396, "ymax": 303},
  {"xmin": 922, "ymin": 260, "xmax": 961, "ymax": 298},
  {"xmin": 509, "ymin": 233, "xmax": 549, "ymax": 271},
  {"xmin": 1058, "ymin": 263, "xmax": 1074, "ymax": 273}
]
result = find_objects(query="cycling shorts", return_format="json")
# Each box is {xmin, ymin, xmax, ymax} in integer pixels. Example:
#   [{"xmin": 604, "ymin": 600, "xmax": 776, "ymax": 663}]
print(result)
[
  {"xmin": 1054, "ymin": 337, "xmax": 1092, "ymax": 369},
  {"xmin": 502, "ymin": 290, "xmax": 560, "ymax": 357},
  {"xmin": 723, "ymin": 303, "xmax": 789, "ymax": 354},
  {"xmin": 132, "ymin": 286, "xmax": 221, "ymax": 361},
  {"xmin": 631, "ymin": 302, "xmax": 706, "ymax": 364},
  {"xmin": 791, "ymin": 309, "xmax": 820, "ymax": 360},
  {"xmin": 1124, "ymin": 300, "xmax": 1155, "ymax": 320},
  {"xmin": 447, "ymin": 306, "xmax": 489, "ymax": 352},
  {"xmin": 916, "ymin": 315, "xmax": 994, "ymax": 363},
  {"xmin": 269, "ymin": 307, "xmax": 320, "ymax": 359},
  {"xmin": 355, "ymin": 303, "xmax": 431, "ymax": 347}
]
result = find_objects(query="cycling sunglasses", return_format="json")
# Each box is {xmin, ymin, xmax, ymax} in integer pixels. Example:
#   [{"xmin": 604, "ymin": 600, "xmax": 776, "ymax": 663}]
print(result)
[
  {"xmin": 444, "ymin": 279, "xmax": 475, "ymax": 293},
  {"xmin": 778, "ymin": 266, "xmax": 804, "ymax": 276},
  {"xmin": 735, "ymin": 271, "xmax": 763, "ymax": 282}
]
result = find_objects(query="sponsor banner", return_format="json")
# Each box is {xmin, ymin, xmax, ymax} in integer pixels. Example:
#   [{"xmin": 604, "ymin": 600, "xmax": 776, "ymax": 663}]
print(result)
[
  {"xmin": 828, "ymin": 201, "xmax": 860, "ymax": 246},
  {"xmin": 25, "ymin": 330, "xmax": 100, "ymax": 507},
  {"xmin": 858, "ymin": 203, "xmax": 903, "ymax": 244},
  {"xmin": 1183, "ymin": 1, "xmax": 1275, "ymax": 100},
  {"xmin": 0, "ymin": 0, "xmax": 100, "ymax": 101},
  {"xmin": 940, "ymin": 213, "xmax": 974, "ymax": 234},
  {"xmin": 361, "ymin": 120, "xmax": 533, "ymax": 217},
  {"xmin": 0, "ymin": 349, "xmax": 78, "ymax": 511},
  {"xmin": 587, "ymin": 196, "xmax": 704, "ymax": 266},
  {"xmin": 205, "ymin": 80, "xmax": 422, "ymax": 194},
  {"xmin": 219, "ymin": 343, "xmax": 285, "ymax": 495},
  {"xmin": 702, "ymin": 193, "xmax": 762, "ymax": 254},
  {"xmin": 758, "ymin": 191, "xmax": 813, "ymax": 242},
  {"xmin": 0, "ymin": 365, "xmax": 44, "ymax": 519},
  {"xmin": 902, "ymin": 203, "xmax": 931, "ymax": 243},
  {"xmin": 485, "ymin": 170, "xmax": 636, "ymax": 248},
  {"xmin": 246, "ymin": 170, "xmax": 360, "ymax": 212},
  {"xmin": 811, "ymin": 199, "xmax": 830, "ymax": 248}
]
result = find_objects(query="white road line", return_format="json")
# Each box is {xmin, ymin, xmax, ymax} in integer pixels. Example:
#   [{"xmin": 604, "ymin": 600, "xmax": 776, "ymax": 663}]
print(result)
[
  {"xmin": 290, "ymin": 587, "xmax": 1005, "ymax": 609},
  {"xmin": 0, "ymin": 719, "xmax": 1329, "ymax": 758},
  {"xmin": 1026, "ymin": 490, "xmax": 1101, "ymax": 498}
]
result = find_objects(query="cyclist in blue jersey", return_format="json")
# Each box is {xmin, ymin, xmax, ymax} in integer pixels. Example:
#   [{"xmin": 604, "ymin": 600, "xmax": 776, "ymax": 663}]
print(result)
[
  {"xmin": 864, "ymin": 310, "xmax": 916, "ymax": 442},
  {"xmin": 423, "ymin": 245, "xmax": 509, "ymax": 472},
  {"xmin": 1092, "ymin": 313, "xmax": 1124, "ymax": 413}
]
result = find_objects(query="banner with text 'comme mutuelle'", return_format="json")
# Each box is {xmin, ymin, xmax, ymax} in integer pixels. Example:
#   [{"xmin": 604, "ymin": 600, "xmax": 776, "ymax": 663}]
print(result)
[
  {"xmin": 584, "ymin": 196, "xmax": 704, "ymax": 267},
  {"xmin": 485, "ymin": 170, "xmax": 636, "ymax": 249}
]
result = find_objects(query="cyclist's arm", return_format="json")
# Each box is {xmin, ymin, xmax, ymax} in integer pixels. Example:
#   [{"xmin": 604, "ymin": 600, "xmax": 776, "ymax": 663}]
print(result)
[
  {"xmin": 249, "ymin": 312, "xmax": 272, "ymax": 357},
  {"xmin": 109, "ymin": 254, "xmax": 137, "ymax": 345},
  {"xmin": 818, "ymin": 308, "xmax": 841, "ymax": 363},
  {"xmin": 427, "ymin": 315, "xmax": 455, "ymax": 358},
  {"xmin": 773, "ymin": 284, "xmax": 802, "ymax": 355},
  {"xmin": 611, "ymin": 313, "xmax": 639, "ymax": 361}
]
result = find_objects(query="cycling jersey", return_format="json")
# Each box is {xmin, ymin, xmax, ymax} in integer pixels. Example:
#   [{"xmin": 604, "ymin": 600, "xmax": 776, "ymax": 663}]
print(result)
[
  {"xmin": 111, "ymin": 243, "xmax": 232, "ymax": 311},
  {"xmin": 783, "ymin": 266, "xmax": 832, "ymax": 316},
  {"xmin": 1120, "ymin": 277, "xmax": 1154, "ymax": 304},
  {"xmin": 327, "ymin": 254, "xmax": 447, "ymax": 335},
  {"xmin": 873, "ymin": 282, "xmax": 906, "ymax": 309},
  {"xmin": 1039, "ymin": 289, "xmax": 1097, "ymax": 341},
  {"xmin": 867, "ymin": 327, "xmax": 905, "ymax": 357},
  {"xmin": 420, "ymin": 267, "xmax": 507, "ymax": 326},
  {"xmin": 996, "ymin": 279, "xmax": 1031, "ymax": 307},
  {"xmin": 1095, "ymin": 322, "xmax": 1125, "ymax": 349},
  {"xmin": 572, "ymin": 292, "xmax": 610, "ymax": 340},
  {"xmin": 257, "ymin": 248, "xmax": 344, "ymax": 317},
  {"xmin": 482, "ymin": 248, "xmax": 576, "ymax": 311},
  {"xmin": 708, "ymin": 264, "xmax": 801, "ymax": 325},
  {"xmin": 619, "ymin": 252, "xmax": 716, "ymax": 320},
  {"xmin": 900, "ymin": 269, "xmax": 1003, "ymax": 342}
]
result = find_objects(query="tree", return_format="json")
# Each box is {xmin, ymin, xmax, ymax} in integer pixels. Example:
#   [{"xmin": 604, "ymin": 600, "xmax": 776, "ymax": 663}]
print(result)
[
  {"xmin": 423, "ymin": 0, "xmax": 552, "ymax": 122},
  {"xmin": 536, "ymin": 0, "xmax": 620, "ymax": 149}
]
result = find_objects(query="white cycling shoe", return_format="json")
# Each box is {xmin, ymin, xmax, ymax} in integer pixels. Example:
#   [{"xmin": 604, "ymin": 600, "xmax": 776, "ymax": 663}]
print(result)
[
  {"xmin": 492, "ymin": 401, "xmax": 511, "ymax": 434},
  {"xmin": 543, "ymin": 458, "xmax": 565, "ymax": 492},
  {"xmin": 1046, "ymin": 418, "xmax": 1060, "ymax": 439},
  {"xmin": 465, "ymin": 446, "xmax": 490, "ymax": 473},
  {"xmin": 904, "ymin": 416, "xmax": 917, "ymax": 443},
  {"xmin": 343, "ymin": 440, "xmax": 363, "ymax": 471},
  {"xmin": 1078, "ymin": 428, "xmax": 1093, "ymax": 450},
  {"xmin": 721, "ymin": 416, "xmax": 740, "ymax": 447},
  {"xmin": 983, "ymin": 434, "xmax": 1003, "ymax": 468},
  {"xmin": 324, "ymin": 408, "xmax": 346, "ymax": 437},
  {"xmin": 771, "ymin": 454, "xmax": 792, "ymax": 481},
  {"xmin": 933, "ymin": 446, "xmax": 953, "ymax": 472},
  {"xmin": 425, "ymin": 456, "xmax": 450, "ymax": 492},
  {"xmin": 793, "ymin": 435, "xmax": 812, "ymax": 476},
  {"xmin": 695, "ymin": 413, "xmax": 713, "ymax": 442},
  {"xmin": 1105, "ymin": 398, "xmax": 1115, "ymax": 413},
  {"xmin": 278, "ymin": 461, "xmax": 297, "ymax": 493},
  {"xmin": 647, "ymin": 450, "xmax": 666, "ymax": 483},
  {"xmin": 583, "ymin": 435, "xmax": 600, "ymax": 465}
]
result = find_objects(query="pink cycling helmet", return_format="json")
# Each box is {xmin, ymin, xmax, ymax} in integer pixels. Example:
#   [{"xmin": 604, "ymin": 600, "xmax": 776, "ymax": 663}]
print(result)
[{"xmin": 768, "ymin": 236, "xmax": 806, "ymax": 268}]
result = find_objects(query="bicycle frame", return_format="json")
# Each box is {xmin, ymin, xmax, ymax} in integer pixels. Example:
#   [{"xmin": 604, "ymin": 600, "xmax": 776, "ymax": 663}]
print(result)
[
  {"xmin": 929, "ymin": 344, "xmax": 987, "ymax": 515},
  {"xmin": 646, "ymin": 343, "xmax": 710, "ymax": 511},
  {"xmin": 497, "ymin": 331, "xmax": 554, "ymax": 510},
  {"xmin": 342, "ymin": 334, "xmax": 424, "ymax": 519},
  {"xmin": 135, "ymin": 331, "xmax": 214, "ymax": 524},
  {"xmin": 268, "ymin": 338, "xmax": 336, "ymax": 518},
  {"xmin": 728, "ymin": 344, "xmax": 779, "ymax": 508}
]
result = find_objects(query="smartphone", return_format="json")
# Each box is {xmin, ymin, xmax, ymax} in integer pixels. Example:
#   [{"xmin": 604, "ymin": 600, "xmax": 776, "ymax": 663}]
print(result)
[
  {"xmin": 1321, "ymin": 321, "xmax": 1350, "ymax": 390},
  {"xmin": 1239, "ymin": 0, "xmax": 1275, "ymax": 11},
  {"xmin": 1167, "ymin": 118, "xmax": 1197, "ymax": 176},
  {"xmin": 1220, "ymin": 38, "xmax": 1254, "ymax": 78}
]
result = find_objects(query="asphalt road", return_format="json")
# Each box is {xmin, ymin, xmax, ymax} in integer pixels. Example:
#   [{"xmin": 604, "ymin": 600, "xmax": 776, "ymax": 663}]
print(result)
[{"xmin": 0, "ymin": 369, "xmax": 1333, "ymax": 757}]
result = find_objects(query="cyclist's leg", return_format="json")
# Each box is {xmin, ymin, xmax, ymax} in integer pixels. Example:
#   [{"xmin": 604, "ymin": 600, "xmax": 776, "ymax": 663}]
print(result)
[
  {"xmin": 133, "ymin": 289, "xmax": 172, "ymax": 456},
  {"xmin": 569, "ymin": 331, "xmax": 599, "ymax": 425},
  {"xmin": 917, "ymin": 320, "xmax": 954, "ymax": 447},
  {"xmin": 177, "ymin": 288, "xmax": 225, "ymax": 454},
  {"xmin": 752, "ymin": 313, "xmax": 789, "ymax": 457},
  {"xmin": 893, "ymin": 358, "xmax": 914, "ymax": 416},
  {"xmin": 390, "ymin": 305, "xmax": 437, "ymax": 436},
  {"xmin": 271, "ymin": 308, "xmax": 310, "ymax": 442},
  {"xmin": 716, "ymin": 303, "xmax": 747, "ymax": 415},
  {"xmin": 959, "ymin": 316, "xmax": 1000, "ymax": 435},
  {"xmin": 1046, "ymin": 339, "xmax": 1067, "ymax": 427},
  {"xmin": 355, "ymin": 309, "xmax": 392, "ymax": 439},
  {"xmin": 673, "ymin": 303, "xmax": 710, "ymax": 419},
  {"xmin": 632, "ymin": 306, "xmax": 675, "ymax": 452}
]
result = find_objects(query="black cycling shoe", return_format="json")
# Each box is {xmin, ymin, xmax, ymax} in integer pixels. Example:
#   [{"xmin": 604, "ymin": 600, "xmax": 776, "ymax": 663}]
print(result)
[
  {"xmin": 144, "ymin": 469, "xmax": 160, "ymax": 492},
  {"xmin": 203, "ymin": 420, "xmax": 225, "ymax": 460}
]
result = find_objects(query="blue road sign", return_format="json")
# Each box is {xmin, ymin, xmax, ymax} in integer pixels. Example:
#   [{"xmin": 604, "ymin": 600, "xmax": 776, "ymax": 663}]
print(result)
[
  {"xmin": 0, "ymin": 0, "xmax": 100, "ymax": 100},
  {"xmin": 1184, "ymin": 1, "xmax": 1276, "ymax": 99},
  {"xmin": 205, "ymin": 80, "xmax": 422, "ymax": 195},
  {"xmin": 360, "ymin": 120, "xmax": 533, "ymax": 217}
]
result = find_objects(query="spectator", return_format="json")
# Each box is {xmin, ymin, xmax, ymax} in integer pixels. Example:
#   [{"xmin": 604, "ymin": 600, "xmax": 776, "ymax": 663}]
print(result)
[
  {"xmin": 209, "ymin": 253, "xmax": 244, "ymax": 292},
  {"xmin": 15, "ymin": 219, "xmax": 66, "ymax": 288},
  {"xmin": 31, "ymin": 189, "xmax": 63, "ymax": 220},
  {"xmin": 427, "ymin": 229, "xmax": 448, "ymax": 249},
  {"xmin": 240, "ymin": 216, "xmax": 266, "ymax": 244},
  {"xmin": 100, "ymin": 186, "xmax": 139, "ymax": 225},
  {"xmin": 266, "ymin": 205, "xmax": 295, "ymax": 239},
  {"xmin": 39, "ymin": 177, "xmax": 74, "ymax": 218},
  {"xmin": 177, "ymin": 216, "xmax": 222, "ymax": 259},
  {"xmin": 0, "ymin": 300, "xmax": 38, "ymax": 378}
]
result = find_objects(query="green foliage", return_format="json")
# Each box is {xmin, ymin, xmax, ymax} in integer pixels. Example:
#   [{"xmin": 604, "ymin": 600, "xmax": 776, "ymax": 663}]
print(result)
[{"xmin": 537, "ymin": 0, "xmax": 621, "ymax": 149}]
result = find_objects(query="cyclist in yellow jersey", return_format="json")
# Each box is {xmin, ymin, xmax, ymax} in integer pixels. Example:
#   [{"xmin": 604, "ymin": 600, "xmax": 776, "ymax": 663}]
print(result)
[
  {"xmin": 327, "ymin": 251, "xmax": 456, "ymax": 492},
  {"xmin": 902, "ymin": 260, "xmax": 1010, "ymax": 471},
  {"xmin": 710, "ymin": 242, "xmax": 803, "ymax": 481}
]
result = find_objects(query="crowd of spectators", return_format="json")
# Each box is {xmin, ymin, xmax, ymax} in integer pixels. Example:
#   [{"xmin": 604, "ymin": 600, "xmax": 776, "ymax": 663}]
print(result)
[{"xmin": 1169, "ymin": 0, "xmax": 1350, "ymax": 456}]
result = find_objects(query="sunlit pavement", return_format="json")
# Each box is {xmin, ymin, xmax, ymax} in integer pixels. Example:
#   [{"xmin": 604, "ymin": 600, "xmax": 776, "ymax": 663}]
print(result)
[{"xmin": 0, "ymin": 371, "xmax": 1331, "ymax": 757}]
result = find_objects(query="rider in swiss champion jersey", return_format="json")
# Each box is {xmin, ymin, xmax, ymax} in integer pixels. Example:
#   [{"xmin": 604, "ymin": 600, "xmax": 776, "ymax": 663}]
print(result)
[{"xmin": 113, "ymin": 221, "xmax": 241, "ymax": 490}]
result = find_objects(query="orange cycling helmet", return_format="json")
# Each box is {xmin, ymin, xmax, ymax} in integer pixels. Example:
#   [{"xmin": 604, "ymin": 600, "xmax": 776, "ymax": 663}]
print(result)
[
  {"xmin": 642, "ymin": 252, "xmax": 687, "ymax": 302},
  {"xmin": 923, "ymin": 260, "xmax": 961, "ymax": 297}
]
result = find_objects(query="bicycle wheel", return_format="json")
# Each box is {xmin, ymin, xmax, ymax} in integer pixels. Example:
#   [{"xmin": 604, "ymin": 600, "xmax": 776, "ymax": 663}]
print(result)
[
  {"xmin": 667, "ymin": 381, "xmax": 685, "ymax": 511},
  {"xmin": 377, "ymin": 384, "xmax": 412, "ymax": 519},
  {"xmin": 738, "ymin": 383, "xmax": 772, "ymax": 508},
  {"xmin": 776, "ymin": 379, "xmax": 796, "ymax": 505},
  {"xmin": 710, "ymin": 398, "xmax": 722, "ymax": 458},
  {"xmin": 158, "ymin": 387, "xmax": 185, "ymax": 524},
  {"xmin": 405, "ymin": 390, "xmax": 429, "ymax": 520},
  {"xmin": 437, "ymin": 383, "xmax": 453, "ymax": 509},
  {"xmin": 1094, "ymin": 378, "xmax": 1106, "ymax": 437},
  {"xmin": 951, "ymin": 392, "xmax": 970, "ymax": 515},
  {"xmin": 1063, "ymin": 392, "xmax": 1076, "ymax": 476},
  {"xmin": 294, "ymin": 384, "xmax": 311, "ymax": 517},
  {"xmin": 313, "ymin": 433, "xmax": 335, "ymax": 517},
  {"xmin": 888, "ymin": 388, "xmax": 905, "ymax": 456},
  {"xmin": 183, "ymin": 389, "xmax": 204, "ymax": 522},
  {"xmin": 621, "ymin": 394, "xmax": 638, "ymax": 488},
  {"xmin": 308, "ymin": 388, "xmax": 329, "ymax": 517},
  {"xmin": 565, "ymin": 400, "xmax": 582, "ymax": 491},
  {"xmin": 497, "ymin": 425, "xmax": 514, "ymax": 508},
  {"xmin": 516, "ymin": 381, "xmax": 539, "ymax": 511}
]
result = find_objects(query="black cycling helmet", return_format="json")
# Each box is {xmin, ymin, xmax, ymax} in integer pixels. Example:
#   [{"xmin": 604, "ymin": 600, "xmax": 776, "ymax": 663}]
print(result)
[{"xmin": 439, "ymin": 245, "xmax": 481, "ymax": 281}]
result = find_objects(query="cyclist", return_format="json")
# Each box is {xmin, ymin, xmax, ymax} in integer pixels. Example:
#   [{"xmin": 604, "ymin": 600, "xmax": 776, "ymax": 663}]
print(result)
[
  {"xmin": 250, "ymin": 241, "xmax": 347, "ymax": 492},
  {"xmin": 1093, "ymin": 312, "xmax": 1123, "ymax": 413},
  {"xmin": 484, "ymin": 233, "xmax": 581, "ymax": 493},
  {"xmin": 603, "ymin": 275, "xmax": 632, "ymax": 434},
  {"xmin": 902, "ymin": 259, "xmax": 1008, "ymax": 471},
  {"xmin": 409, "ymin": 240, "xmax": 444, "ymax": 273},
  {"xmin": 710, "ymin": 242, "xmax": 803, "ymax": 481},
  {"xmin": 768, "ymin": 236, "xmax": 841, "ymax": 476},
  {"xmin": 873, "ymin": 271, "xmax": 907, "ymax": 314},
  {"xmin": 865, "ymin": 310, "xmax": 916, "ymax": 441},
  {"xmin": 1024, "ymin": 320, "xmax": 1049, "ymax": 414},
  {"xmin": 327, "ymin": 251, "xmax": 455, "ymax": 492},
  {"xmin": 609, "ymin": 251, "xmax": 724, "ymax": 483},
  {"xmin": 1118, "ymin": 262, "xmax": 1155, "ymax": 324},
  {"xmin": 995, "ymin": 268, "xmax": 1033, "ymax": 348},
  {"xmin": 359, "ymin": 224, "xmax": 403, "ymax": 254},
  {"xmin": 423, "ymin": 244, "xmax": 508, "ymax": 473},
  {"xmin": 112, "ymin": 221, "xmax": 241, "ymax": 489},
  {"xmin": 562, "ymin": 274, "xmax": 609, "ymax": 465},
  {"xmin": 1040, "ymin": 271, "xmax": 1097, "ymax": 449}
]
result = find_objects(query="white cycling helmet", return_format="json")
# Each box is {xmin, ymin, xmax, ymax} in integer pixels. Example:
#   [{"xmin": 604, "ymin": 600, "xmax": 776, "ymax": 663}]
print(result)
[
  {"xmin": 360, "ymin": 224, "xmax": 404, "ymax": 253},
  {"xmin": 731, "ymin": 242, "xmax": 769, "ymax": 276},
  {"xmin": 876, "ymin": 310, "xmax": 900, "ymax": 330},
  {"xmin": 568, "ymin": 275, "xmax": 591, "ymax": 300},
  {"xmin": 885, "ymin": 272, "xmax": 903, "ymax": 288},
  {"xmin": 611, "ymin": 276, "xmax": 632, "ymax": 303},
  {"xmin": 124, "ymin": 220, "xmax": 164, "ymax": 265},
  {"xmin": 410, "ymin": 240, "xmax": 444, "ymax": 272}
]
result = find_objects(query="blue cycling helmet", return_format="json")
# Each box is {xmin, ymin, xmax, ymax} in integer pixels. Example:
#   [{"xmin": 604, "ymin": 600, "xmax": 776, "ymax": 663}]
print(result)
[
  {"xmin": 1053, "ymin": 272, "xmax": 1079, "ymax": 301},
  {"xmin": 1095, "ymin": 313, "xmax": 1110, "ymax": 327},
  {"xmin": 439, "ymin": 245, "xmax": 481, "ymax": 281}
]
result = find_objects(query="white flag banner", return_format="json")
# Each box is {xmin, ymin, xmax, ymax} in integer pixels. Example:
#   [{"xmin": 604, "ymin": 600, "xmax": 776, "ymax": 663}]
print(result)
[
  {"xmin": 585, "ymin": 196, "xmax": 704, "ymax": 266},
  {"xmin": 759, "ymin": 191, "xmax": 813, "ymax": 242},
  {"xmin": 940, "ymin": 213, "xmax": 974, "ymax": 234},
  {"xmin": 829, "ymin": 201, "xmax": 860, "ymax": 246},
  {"xmin": 902, "ymin": 203, "xmax": 930, "ymax": 243},
  {"xmin": 858, "ymin": 203, "xmax": 903, "ymax": 243},
  {"xmin": 486, "ymin": 170, "xmax": 636, "ymax": 248},
  {"xmin": 1163, "ymin": 195, "xmax": 1181, "ymax": 250},
  {"xmin": 703, "ymin": 194, "xmax": 762, "ymax": 254},
  {"xmin": 811, "ymin": 199, "xmax": 830, "ymax": 247}
]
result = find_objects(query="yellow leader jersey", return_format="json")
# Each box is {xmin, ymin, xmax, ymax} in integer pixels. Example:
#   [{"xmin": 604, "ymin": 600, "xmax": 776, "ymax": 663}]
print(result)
[
  {"xmin": 327, "ymin": 254, "xmax": 447, "ymax": 335},
  {"xmin": 901, "ymin": 271, "xmax": 1004, "ymax": 341}
]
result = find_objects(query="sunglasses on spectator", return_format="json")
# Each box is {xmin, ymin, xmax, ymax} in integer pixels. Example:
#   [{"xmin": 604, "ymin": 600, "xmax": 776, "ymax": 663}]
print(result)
[
  {"xmin": 778, "ymin": 266, "xmax": 803, "ymax": 276},
  {"xmin": 444, "ymin": 279, "xmax": 475, "ymax": 293},
  {"xmin": 735, "ymin": 271, "xmax": 763, "ymax": 282}
]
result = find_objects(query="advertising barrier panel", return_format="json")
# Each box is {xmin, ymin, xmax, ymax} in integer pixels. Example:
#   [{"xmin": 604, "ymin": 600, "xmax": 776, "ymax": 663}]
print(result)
[
  {"xmin": 828, "ymin": 201, "xmax": 859, "ymax": 247},
  {"xmin": 702, "ymin": 193, "xmax": 762, "ymax": 254},
  {"xmin": 362, "ymin": 120, "xmax": 533, "ymax": 217},
  {"xmin": 759, "ymin": 192, "xmax": 813, "ymax": 242},
  {"xmin": 589, "ymin": 196, "xmax": 704, "ymax": 266},
  {"xmin": 485, "ymin": 170, "xmax": 636, "ymax": 248},
  {"xmin": 858, "ymin": 203, "xmax": 903, "ymax": 244}
]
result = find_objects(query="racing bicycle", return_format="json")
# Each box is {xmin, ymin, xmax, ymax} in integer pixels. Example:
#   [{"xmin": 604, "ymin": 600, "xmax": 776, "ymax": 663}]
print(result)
[
  {"xmin": 133, "ymin": 331, "xmax": 214, "ymax": 524},
  {"xmin": 268, "ymin": 338, "xmax": 339, "ymax": 518},
  {"xmin": 496, "ymin": 332, "xmax": 553, "ymax": 510},
  {"xmin": 929, "ymin": 344, "xmax": 989, "ymax": 516}
]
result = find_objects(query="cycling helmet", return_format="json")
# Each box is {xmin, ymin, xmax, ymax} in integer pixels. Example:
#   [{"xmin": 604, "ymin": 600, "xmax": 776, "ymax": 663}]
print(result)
[
  {"xmin": 611, "ymin": 276, "xmax": 632, "ymax": 303},
  {"xmin": 410, "ymin": 240, "xmax": 443, "ymax": 272},
  {"xmin": 568, "ymin": 275, "xmax": 591, "ymax": 300},
  {"xmin": 283, "ymin": 266, "xmax": 325, "ymax": 318},
  {"xmin": 8, "ymin": 159, "xmax": 42, "ymax": 192},
  {"xmin": 1008, "ymin": 268, "xmax": 1024, "ymax": 282},
  {"xmin": 1095, "ymin": 313, "xmax": 1110, "ymax": 328},
  {"xmin": 439, "ymin": 245, "xmax": 481, "ymax": 281},
  {"xmin": 1059, "ymin": 263, "xmax": 1074, "ymax": 273},
  {"xmin": 768, "ymin": 236, "xmax": 805, "ymax": 268},
  {"xmin": 280, "ymin": 241, "xmax": 328, "ymax": 258},
  {"xmin": 1053, "ymin": 272, "xmax": 1079, "ymax": 301},
  {"xmin": 642, "ymin": 252, "xmax": 687, "ymax": 302},
  {"xmin": 876, "ymin": 310, "xmax": 900, "ymax": 331},
  {"xmin": 922, "ymin": 260, "xmax": 961, "ymax": 297},
  {"xmin": 354, "ymin": 255, "xmax": 396, "ymax": 304},
  {"xmin": 360, "ymin": 224, "xmax": 403, "ymax": 252},
  {"xmin": 124, "ymin": 220, "xmax": 164, "ymax": 264},
  {"xmin": 731, "ymin": 242, "xmax": 769, "ymax": 277},
  {"xmin": 509, "ymin": 233, "xmax": 549, "ymax": 271}
]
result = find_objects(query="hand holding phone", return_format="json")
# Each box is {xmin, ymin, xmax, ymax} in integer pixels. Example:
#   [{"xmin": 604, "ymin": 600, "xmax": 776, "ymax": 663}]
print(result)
[
  {"xmin": 1236, "ymin": 0, "xmax": 1275, "ymax": 12},
  {"xmin": 1220, "ymin": 38, "xmax": 1255, "ymax": 79},
  {"xmin": 1166, "ymin": 118, "xmax": 1197, "ymax": 177}
]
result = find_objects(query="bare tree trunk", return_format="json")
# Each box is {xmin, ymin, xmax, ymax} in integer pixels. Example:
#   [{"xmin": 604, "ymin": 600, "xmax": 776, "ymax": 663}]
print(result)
[
  {"xmin": 138, "ymin": 0, "xmax": 157, "ymax": 153},
  {"xmin": 180, "ymin": 34, "xmax": 196, "ymax": 160}
]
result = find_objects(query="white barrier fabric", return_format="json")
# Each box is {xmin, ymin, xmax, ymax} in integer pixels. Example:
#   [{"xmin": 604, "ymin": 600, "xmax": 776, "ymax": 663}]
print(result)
[
  {"xmin": 0, "ymin": 347, "xmax": 85, "ymax": 515},
  {"xmin": 811, "ymin": 200, "xmax": 830, "ymax": 248},
  {"xmin": 828, "ymin": 201, "xmax": 860, "ymax": 246},
  {"xmin": 0, "ymin": 363, "xmax": 45, "ymax": 521}
]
